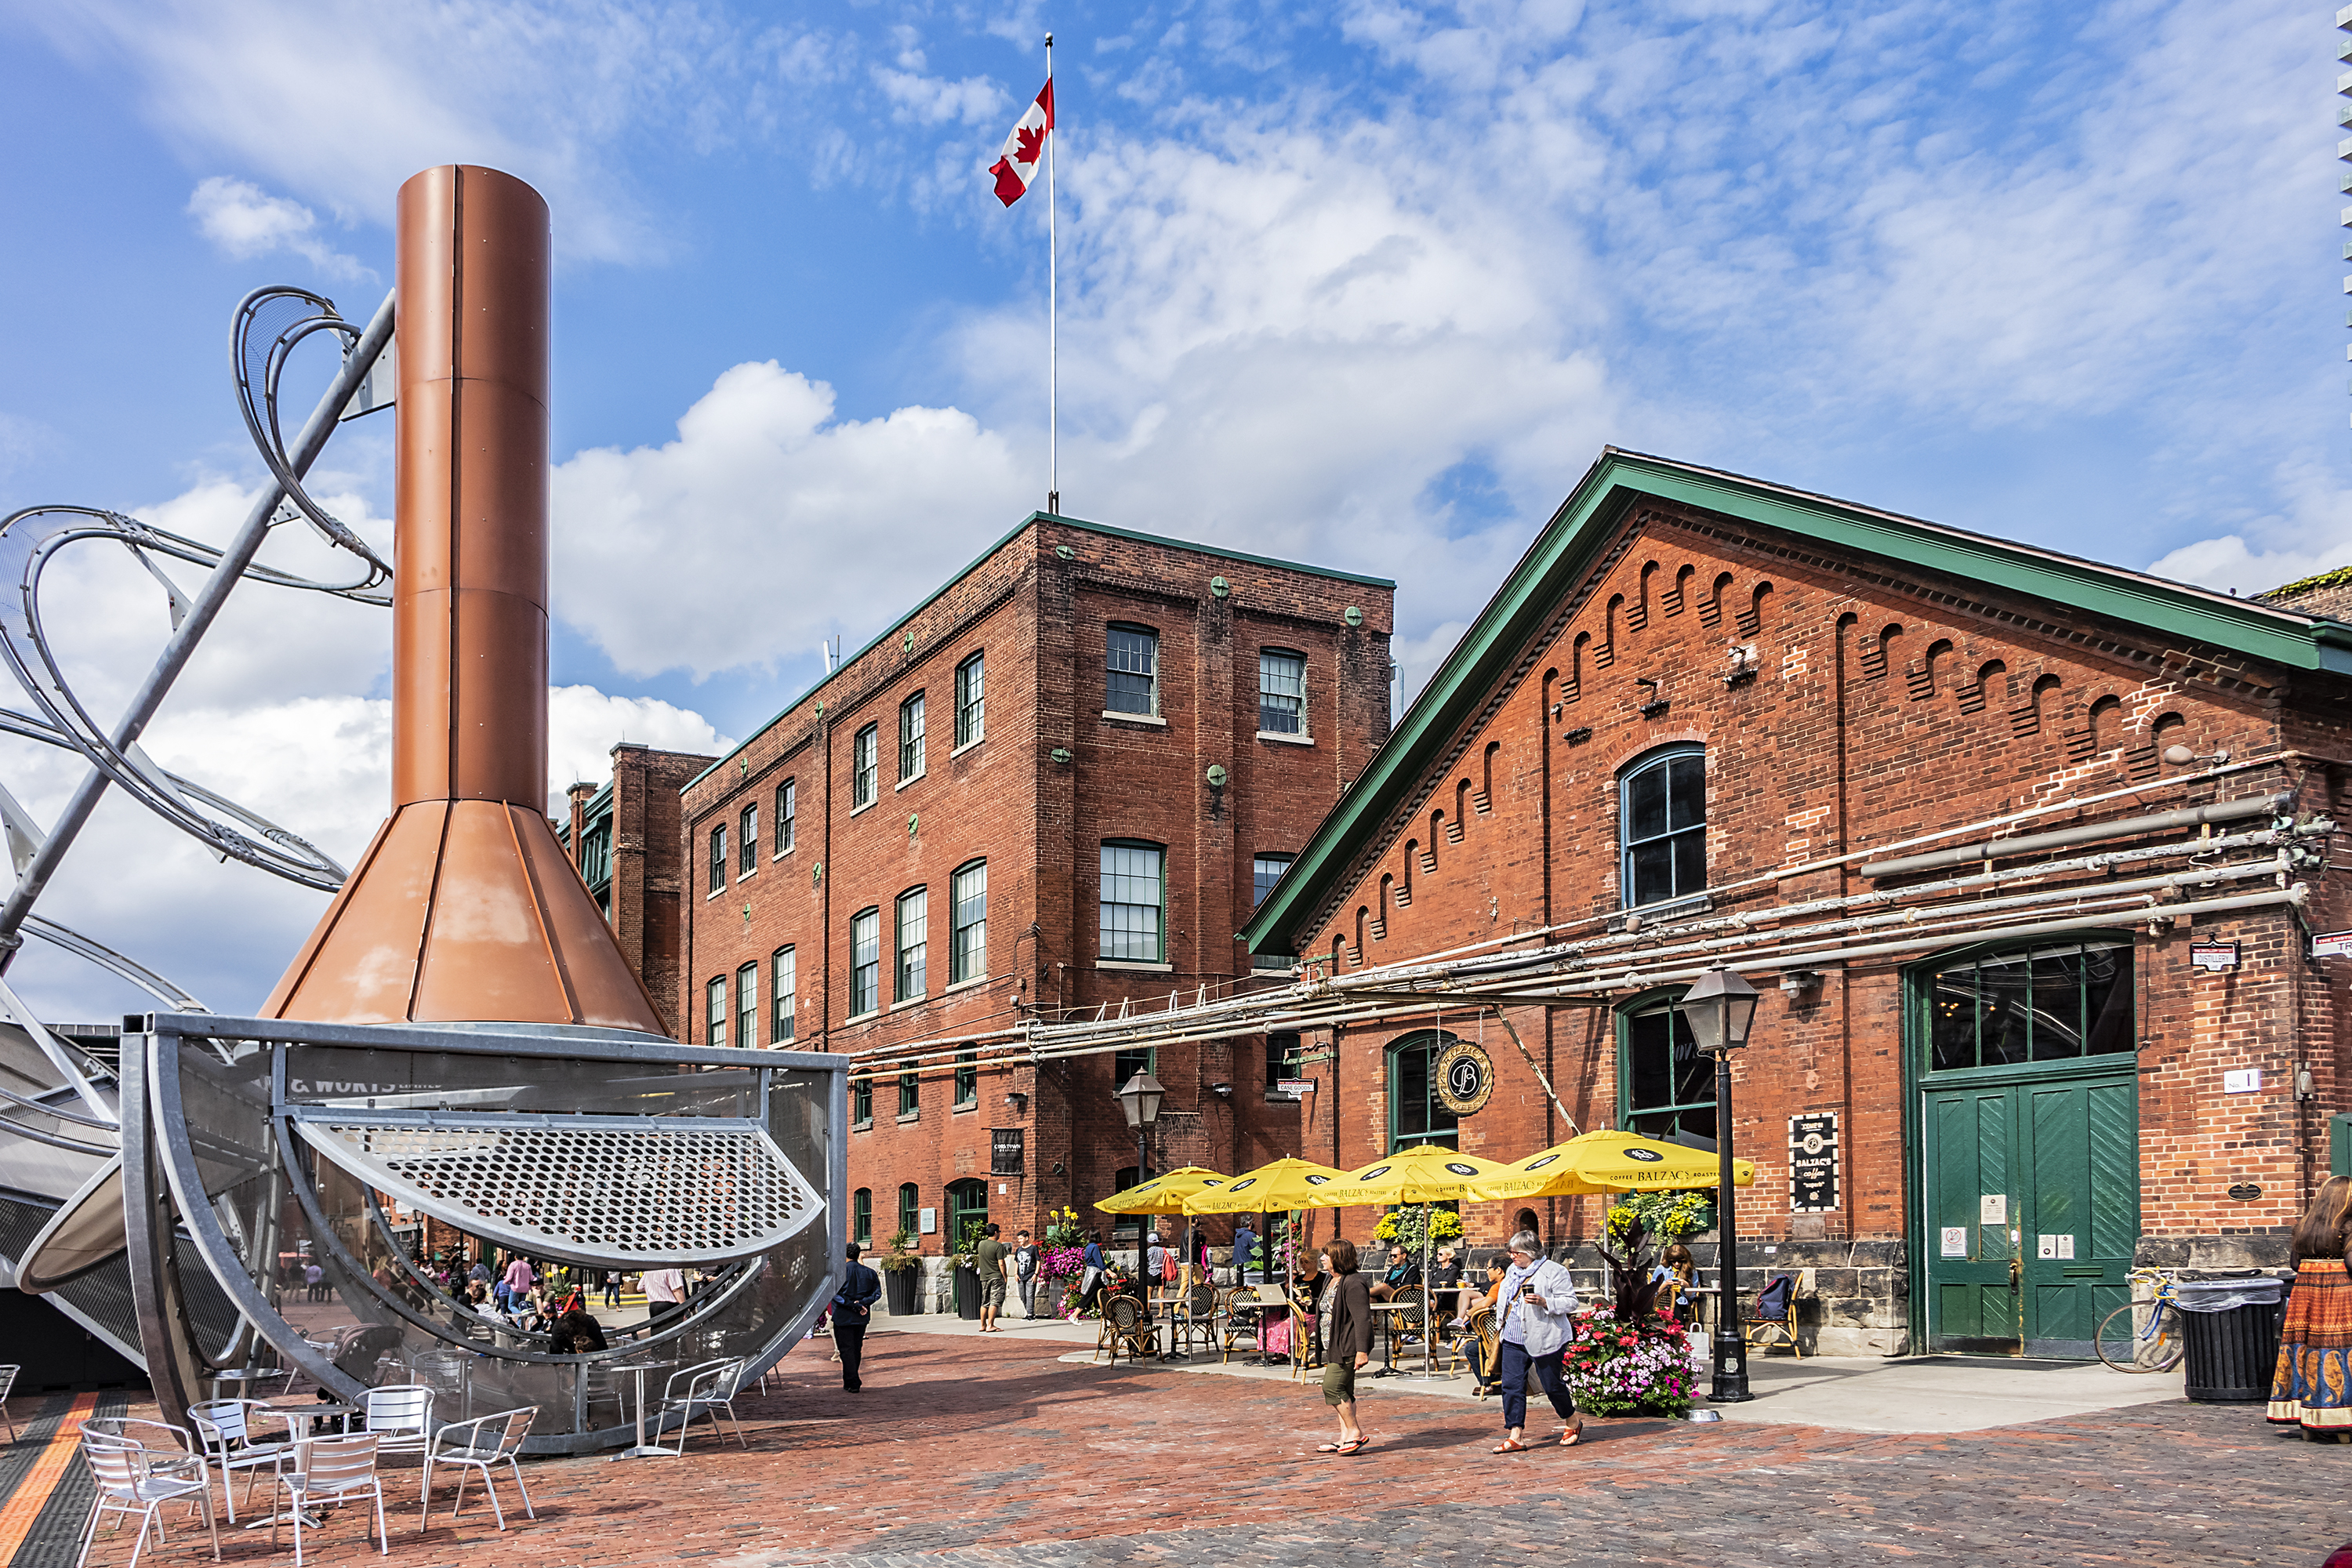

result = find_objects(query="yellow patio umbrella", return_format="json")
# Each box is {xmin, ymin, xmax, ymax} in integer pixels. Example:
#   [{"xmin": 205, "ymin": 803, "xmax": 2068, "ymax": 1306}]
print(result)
[
  {"xmin": 1470, "ymin": 1128, "xmax": 1756, "ymax": 1201},
  {"xmin": 1316, "ymin": 1145, "xmax": 1519, "ymax": 1380},
  {"xmin": 1181, "ymin": 1156, "xmax": 1350, "ymax": 1215},
  {"xmin": 1093, "ymin": 1166, "xmax": 1233, "ymax": 1215}
]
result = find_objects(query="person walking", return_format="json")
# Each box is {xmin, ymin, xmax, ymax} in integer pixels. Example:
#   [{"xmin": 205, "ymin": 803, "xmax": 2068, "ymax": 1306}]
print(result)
[
  {"xmin": 833, "ymin": 1242, "xmax": 882, "ymax": 1391},
  {"xmin": 1145, "ymin": 1232, "xmax": 1170, "ymax": 1295},
  {"xmin": 1079, "ymin": 1230, "xmax": 1108, "ymax": 1312},
  {"xmin": 2270, "ymin": 1174, "xmax": 2352, "ymax": 1436},
  {"xmin": 1492, "ymin": 1229, "xmax": 1582, "ymax": 1453},
  {"xmin": 1315, "ymin": 1238, "xmax": 1375, "ymax": 1455},
  {"xmin": 603, "ymin": 1269, "xmax": 622, "ymax": 1310},
  {"xmin": 975, "ymin": 1223, "xmax": 1011, "ymax": 1332},
  {"xmin": 1232, "ymin": 1219, "xmax": 1259, "ymax": 1284},
  {"xmin": 1013, "ymin": 1230, "xmax": 1041, "ymax": 1318},
  {"xmin": 644, "ymin": 1265, "xmax": 687, "ymax": 1324},
  {"xmin": 502, "ymin": 1253, "xmax": 535, "ymax": 1314}
]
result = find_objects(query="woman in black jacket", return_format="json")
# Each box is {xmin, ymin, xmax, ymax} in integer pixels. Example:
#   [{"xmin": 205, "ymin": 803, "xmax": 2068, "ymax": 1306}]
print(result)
[{"xmin": 1316, "ymin": 1238, "xmax": 1375, "ymax": 1456}]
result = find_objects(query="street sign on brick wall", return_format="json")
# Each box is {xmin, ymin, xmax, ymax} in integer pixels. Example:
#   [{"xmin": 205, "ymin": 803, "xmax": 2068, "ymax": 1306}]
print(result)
[{"xmin": 1788, "ymin": 1112, "xmax": 1839, "ymax": 1213}]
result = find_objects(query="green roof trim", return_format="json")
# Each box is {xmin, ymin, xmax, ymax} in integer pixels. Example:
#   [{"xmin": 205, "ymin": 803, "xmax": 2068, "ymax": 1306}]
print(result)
[
  {"xmin": 683, "ymin": 510, "xmax": 1397, "ymax": 797},
  {"xmin": 1242, "ymin": 448, "xmax": 2352, "ymax": 956}
]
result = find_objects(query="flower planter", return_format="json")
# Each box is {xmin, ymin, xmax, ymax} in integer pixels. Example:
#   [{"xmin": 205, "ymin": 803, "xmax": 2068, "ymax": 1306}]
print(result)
[
  {"xmin": 1561, "ymin": 1307, "xmax": 1696, "ymax": 1418},
  {"xmin": 883, "ymin": 1265, "xmax": 921, "ymax": 1316},
  {"xmin": 953, "ymin": 1262, "xmax": 982, "ymax": 1320}
]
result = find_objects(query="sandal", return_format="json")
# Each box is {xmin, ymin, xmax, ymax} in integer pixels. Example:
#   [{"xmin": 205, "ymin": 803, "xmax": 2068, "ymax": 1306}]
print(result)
[
  {"xmin": 1316, "ymin": 1442, "xmax": 1346, "ymax": 1454},
  {"xmin": 1491, "ymin": 1438, "xmax": 1528, "ymax": 1454},
  {"xmin": 1338, "ymin": 1437, "xmax": 1369, "ymax": 1455},
  {"xmin": 1559, "ymin": 1422, "xmax": 1584, "ymax": 1446}
]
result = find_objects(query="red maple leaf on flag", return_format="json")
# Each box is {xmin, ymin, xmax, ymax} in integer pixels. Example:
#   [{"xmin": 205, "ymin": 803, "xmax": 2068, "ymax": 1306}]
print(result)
[{"xmin": 1014, "ymin": 124, "xmax": 1047, "ymax": 166}]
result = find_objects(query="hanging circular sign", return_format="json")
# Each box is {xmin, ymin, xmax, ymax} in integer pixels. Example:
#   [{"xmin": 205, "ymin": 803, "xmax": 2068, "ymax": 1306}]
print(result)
[{"xmin": 1434, "ymin": 1039, "xmax": 1495, "ymax": 1116}]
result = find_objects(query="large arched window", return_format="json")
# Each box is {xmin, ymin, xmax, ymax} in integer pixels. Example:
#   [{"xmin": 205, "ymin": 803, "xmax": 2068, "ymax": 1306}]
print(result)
[
  {"xmin": 1619, "ymin": 743, "xmax": 1705, "ymax": 908},
  {"xmin": 1386, "ymin": 1030, "xmax": 1461, "ymax": 1152},
  {"xmin": 946, "ymin": 1178, "xmax": 989, "ymax": 1250},
  {"xmin": 1922, "ymin": 938, "xmax": 2134, "ymax": 1071},
  {"xmin": 853, "ymin": 1188, "xmax": 873, "ymax": 1247},
  {"xmin": 1618, "ymin": 991, "xmax": 1713, "ymax": 1145},
  {"xmin": 897, "ymin": 1182, "xmax": 920, "ymax": 1241}
]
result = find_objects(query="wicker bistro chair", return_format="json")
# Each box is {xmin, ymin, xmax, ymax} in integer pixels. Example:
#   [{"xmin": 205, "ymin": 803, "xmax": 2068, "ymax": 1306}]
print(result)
[
  {"xmin": 1217, "ymin": 1288, "xmax": 1263, "ymax": 1363},
  {"xmin": 1454, "ymin": 1306, "xmax": 1501, "ymax": 1396},
  {"xmin": 422, "ymin": 1407, "xmax": 536, "ymax": 1531},
  {"xmin": 1169, "ymin": 1284, "xmax": 1219, "ymax": 1357},
  {"xmin": 187, "ymin": 1399, "xmax": 296, "ymax": 1523},
  {"xmin": 650, "ymin": 1359, "xmax": 748, "ymax": 1454},
  {"xmin": 1096, "ymin": 1295, "xmax": 1160, "ymax": 1366},
  {"xmin": 270, "ymin": 1435, "xmax": 388, "ymax": 1566},
  {"xmin": 0, "ymin": 1363, "xmax": 18, "ymax": 1443},
  {"xmin": 76, "ymin": 1437, "xmax": 220, "ymax": 1568}
]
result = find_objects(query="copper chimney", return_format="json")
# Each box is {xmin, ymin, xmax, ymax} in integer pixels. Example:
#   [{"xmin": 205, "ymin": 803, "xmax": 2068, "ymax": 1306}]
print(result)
[{"xmin": 265, "ymin": 166, "xmax": 663, "ymax": 1033}]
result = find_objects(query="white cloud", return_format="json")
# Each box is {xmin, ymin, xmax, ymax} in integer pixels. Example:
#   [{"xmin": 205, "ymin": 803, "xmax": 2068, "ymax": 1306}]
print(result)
[
  {"xmin": 552, "ymin": 361, "xmax": 1032, "ymax": 680},
  {"xmin": 549, "ymin": 686, "xmax": 731, "ymax": 809},
  {"xmin": 187, "ymin": 176, "xmax": 368, "ymax": 280},
  {"xmin": 2146, "ymin": 459, "xmax": 2352, "ymax": 596}
]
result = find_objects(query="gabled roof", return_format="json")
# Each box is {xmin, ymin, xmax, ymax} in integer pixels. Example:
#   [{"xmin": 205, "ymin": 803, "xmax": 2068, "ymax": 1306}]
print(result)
[{"xmin": 1241, "ymin": 447, "xmax": 2352, "ymax": 956}]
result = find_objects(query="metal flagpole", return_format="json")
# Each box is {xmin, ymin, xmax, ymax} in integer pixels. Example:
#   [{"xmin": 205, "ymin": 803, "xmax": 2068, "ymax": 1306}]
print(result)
[{"xmin": 1045, "ymin": 31, "xmax": 1058, "ymax": 517}]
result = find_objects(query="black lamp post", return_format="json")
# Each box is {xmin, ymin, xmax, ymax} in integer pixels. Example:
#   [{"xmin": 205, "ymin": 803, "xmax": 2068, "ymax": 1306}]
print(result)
[
  {"xmin": 1116, "ymin": 1068, "xmax": 1165, "ymax": 1251},
  {"xmin": 1677, "ymin": 965, "xmax": 1759, "ymax": 1404}
]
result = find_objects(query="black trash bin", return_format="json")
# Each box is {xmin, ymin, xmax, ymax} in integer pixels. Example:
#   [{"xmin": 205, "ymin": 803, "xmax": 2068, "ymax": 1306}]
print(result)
[
  {"xmin": 2176, "ymin": 1276, "xmax": 2291, "ymax": 1403},
  {"xmin": 884, "ymin": 1264, "xmax": 921, "ymax": 1316},
  {"xmin": 955, "ymin": 1262, "xmax": 982, "ymax": 1320}
]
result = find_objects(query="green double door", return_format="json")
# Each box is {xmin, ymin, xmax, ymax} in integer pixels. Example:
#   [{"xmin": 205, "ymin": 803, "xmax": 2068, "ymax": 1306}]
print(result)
[{"xmin": 1919, "ymin": 1070, "xmax": 2137, "ymax": 1358}]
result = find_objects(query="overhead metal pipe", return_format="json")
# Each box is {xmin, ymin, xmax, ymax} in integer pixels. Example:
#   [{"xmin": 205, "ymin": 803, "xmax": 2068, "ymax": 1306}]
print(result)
[{"xmin": 1860, "ymin": 793, "xmax": 2292, "ymax": 880}]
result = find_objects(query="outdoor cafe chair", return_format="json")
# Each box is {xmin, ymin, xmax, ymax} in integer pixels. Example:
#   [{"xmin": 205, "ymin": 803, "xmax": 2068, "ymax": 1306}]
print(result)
[
  {"xmin": 0, "ymin": 1363, "xmax": 17, "ymax": 1443},
  {"xmin": 650, "ymin": 1359, "xmax": 748, "ymax": 1454},
  {"xmin": 359, "ymin": 1385, "xmax": 434, "ymax": 1510},
  {"xmin": 421, "ymin": 1407, "xmax": 536, "ymax": 1531},
  {"xmin": 412, "ymin": 1348, "xmax": 474, "ymax": 1420},
  {"xmin": 1456, "ymin": 1306, "xmax": 1501, "ymax": 1396},
  {"xmin": 1216, "ymin": 1287, "xmax": 1261, "ymax": 1364},
  {"xmin": 75, "ymin": 1434, "xmax": 220, "ymax": 1568},
  {"xmin": 1097, "ymin": 1294, "xmax": 1160, "ymax": 1367},
  {"xmin": 187, "ymin": 1399, "xmax": 296, "ymax": 1523},
  {"xmin": 1746, "ymin": 1273, "xmax": 1802, "ymax": 1359},
  {"xmin": 270, "ymin": 1435, "xmax": 388, "ymax": 1566}
]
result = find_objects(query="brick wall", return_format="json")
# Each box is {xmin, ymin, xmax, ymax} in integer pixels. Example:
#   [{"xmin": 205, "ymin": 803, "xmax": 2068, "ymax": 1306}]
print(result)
[
  {"xmin": 1276, "ymin": 499, "xmax": 2346, "ymax": 1351},
  {"xmin": 681, "ymin": 517, "xmax": 1393, "ymax": 1256}
]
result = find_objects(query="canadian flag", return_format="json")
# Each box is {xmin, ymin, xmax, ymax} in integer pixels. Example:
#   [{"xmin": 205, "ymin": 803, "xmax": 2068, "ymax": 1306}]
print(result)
[{"xmin": 989, "ymin": 80, "xmax": 1054, "ymax": 207}]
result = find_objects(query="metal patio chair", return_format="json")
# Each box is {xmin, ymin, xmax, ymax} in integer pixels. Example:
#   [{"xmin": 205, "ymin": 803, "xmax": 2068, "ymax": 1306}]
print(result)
[
  {"xmin": 0, "ymin": 1363, "xmax": 18, "ymax": 1443},
  {"xmin": 1746, "ymin": 1272, "xmax": 1802, "ymax": 1359},
  {"xmin": 76, "ymin": 1436, "xmax": 220, "ymax": 1568},
  {"xmin": 650, "ymin": 1359, "xmax": 748, "ymax": 1454},
  {"xmin": 422, "ymin": 1407, "xmax": 536, "ymax": 1530},
  {"xmin": 270, "ymin": 1435, "xmax": 388, "ymax": 1566},
  {"xmin": 358, "ymin": 1384, "xmax": 434, "ymax": 1512},
  {"xmin": 412, "ymin": 1348, "xmax": 474, "ymax": 1421},
  {"xmin": 187, "ymin": 1399, "xmax": 295, "ymax": 1523}
]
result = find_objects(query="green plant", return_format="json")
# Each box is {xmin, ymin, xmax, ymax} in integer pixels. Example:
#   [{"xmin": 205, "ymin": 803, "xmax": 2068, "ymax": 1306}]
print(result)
[
  {"xmin": 875, "ymin": 1226, "xmax": 922, "ymax": 1272},
  {"xmin": 1606, "ymin": 1189, "xmax": 1714, "ymax": 1247},
  {"xmin": 1041, "ymin": 1206, "xmax": 1088, "ymax": 1249}
]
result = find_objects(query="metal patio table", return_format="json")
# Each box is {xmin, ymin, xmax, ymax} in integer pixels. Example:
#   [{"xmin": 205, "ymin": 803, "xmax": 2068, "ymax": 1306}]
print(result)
[{"xmin": 607, "ymin": 1360, "xmax": 681, "ymax": 1460}]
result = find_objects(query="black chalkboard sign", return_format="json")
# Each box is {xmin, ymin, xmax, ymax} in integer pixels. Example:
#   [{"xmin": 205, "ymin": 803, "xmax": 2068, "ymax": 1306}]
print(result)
[{"xmin": 1788, "ymin": 1112, "xmax": 1839, "ymax": 1214}]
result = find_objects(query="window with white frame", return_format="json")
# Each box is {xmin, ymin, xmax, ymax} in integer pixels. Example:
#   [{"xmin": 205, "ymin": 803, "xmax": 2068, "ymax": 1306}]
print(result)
[
  {"xmin": 706, "ymin": 975, "xmax": 727, "ymax": 1048},
  {"xmin": 955, "ymin": 652, "xmax": 985, "ymax": 746},
  {"xmin": 708, "ymin": 826, "xmax": 726, "ymax": 895},
  {"xmin": 951, "ymin": 860, "xmax": 987, "ymax": 983},
  {"xmin": 739, "ymin": 804, "xmax": 757, "ymax": 877},
  {"xmin": 899, "ymin": 693, "xmax": 925, "ymax": 782},
  {"xmin": 895, "ymin": 887, "xmax": 927, "ymax": 1001},
  {"xmin": 850, "ymin": 907, "xmax": 880, "ymax": 1015},
  {"xmin": 735, "ymin": 964, "xmax": 757, "ymax": 1048},
  {"xmin": 772, "ymin": 946, "xmax": 796, "ymax": 1044},
  {"xmin": 852, "ymin": 724, "xmax": 878, "ymax": 808},
  {"xmin": 1258, "ymin": 649, "xmax": 1306, "ymax": 735},
  {"xmin": 1619, "ymin": 743, "xmax": 1706, "ymax": 908},
  {"xmin": 775, "ymin": 779, "xmax": 795, "ymax": 855},
  {"xmin": 1101, "ymin": 841, "xmax": 1165, "ymax": 963},
  {"xmin": 1106, "ymin": 626, "xmax": 1159, "ymax": 716}
]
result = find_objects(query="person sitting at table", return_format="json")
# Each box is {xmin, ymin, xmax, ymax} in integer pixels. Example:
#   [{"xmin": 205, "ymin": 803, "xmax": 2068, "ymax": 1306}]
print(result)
[
  {"xmin": 1369, "ymin": 1245, "xmax": 1422, "ymax": 1302},
  {"xmin": 1431, "ymin": 1246, "xmax": 1464, "ymax": 1291},
  {"xmin": 1656, "ymin": 1242, "xmax": 1698, "ymax": 1323},
  {"xmin": 548, "ymin": 1308, "xmax": 608, "ymax": 1354},
  {"xmin": 1450, "ymin": 1258, "xmax": 1508, "ymax": 1328}
]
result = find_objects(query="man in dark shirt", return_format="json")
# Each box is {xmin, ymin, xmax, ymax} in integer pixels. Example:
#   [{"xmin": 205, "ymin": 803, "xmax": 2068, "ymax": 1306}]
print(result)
[
  {"xmin": 1370, "ymin": 1245, "xmax": 1422, "ymax": 1301},
  {"xmin": 1012, "ymin": 1231, "xmax": 1040, "ymax": 1318},
  {"xmin": 975, "ymin": 1224, "xmax": 1011, "ymax": 1333},
  {"xmin": 832, "ymin": 1242, "xmax": 882, "ymax": 1391},
  {"xmin": 1232, "ymin": 1221, "xmax": 1260, "ymax": 1283}
]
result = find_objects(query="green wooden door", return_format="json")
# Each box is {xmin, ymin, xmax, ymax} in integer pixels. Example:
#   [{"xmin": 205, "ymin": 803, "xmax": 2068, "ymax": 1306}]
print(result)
[
  {"xmin": 1922, "ymin": 1084, "xmax": 2023, "ymax": 1353},
  {"xmin": 1919, "ymin": 1076, "xmax": 2136, "ymax": 1356}
]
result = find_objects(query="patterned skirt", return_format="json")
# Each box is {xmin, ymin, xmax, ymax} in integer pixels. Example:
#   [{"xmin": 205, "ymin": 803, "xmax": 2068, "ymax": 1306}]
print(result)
[{"xmin": 2267, "ymin": 1258, "xmax": 2352, "ymax": 1431}]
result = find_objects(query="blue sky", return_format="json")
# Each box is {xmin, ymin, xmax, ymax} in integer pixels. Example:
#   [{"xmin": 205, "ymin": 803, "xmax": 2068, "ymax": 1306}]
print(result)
[{"xmin": 0, "ymin": 0, "xmax": 2338, "ymax": 1018}]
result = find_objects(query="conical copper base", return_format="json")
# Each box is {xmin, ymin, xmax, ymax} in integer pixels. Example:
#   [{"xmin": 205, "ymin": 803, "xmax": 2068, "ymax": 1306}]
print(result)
[{"xmin": 264, "ymin": 800, "xmax": 662, "ymax": 1030}]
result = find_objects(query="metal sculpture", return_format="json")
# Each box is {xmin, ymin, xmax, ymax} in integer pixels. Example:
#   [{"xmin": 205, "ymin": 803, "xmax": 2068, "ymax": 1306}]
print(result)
[{"xmin": 0, "ymin": 165, "xmax": 842, "ymax": 1449}]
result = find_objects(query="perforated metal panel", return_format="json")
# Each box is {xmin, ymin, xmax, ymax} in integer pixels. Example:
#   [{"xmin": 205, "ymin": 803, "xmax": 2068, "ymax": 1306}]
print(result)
[{"xmin": 289, "ymin": 1110, "xmax": 822, "ymax": 1267}]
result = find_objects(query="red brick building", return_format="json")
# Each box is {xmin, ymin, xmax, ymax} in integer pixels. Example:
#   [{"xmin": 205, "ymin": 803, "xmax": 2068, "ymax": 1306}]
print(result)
[
  {"xmin": 1210, "ymin": 449, "xmax": 2352, "ymax": 1357},
  {"xmin": 560, "ymin": 742, "xmax": 716, "ymax": 1038},
  {"xmin": 677, "ymin": 512, "xmax": 1394, "ymax": 1265}
]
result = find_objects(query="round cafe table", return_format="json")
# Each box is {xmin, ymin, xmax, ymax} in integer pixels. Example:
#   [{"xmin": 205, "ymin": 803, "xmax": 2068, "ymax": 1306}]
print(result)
[{"xmin": 607, "ymin": 1359, "xmax": 679, "ymax": 1461}]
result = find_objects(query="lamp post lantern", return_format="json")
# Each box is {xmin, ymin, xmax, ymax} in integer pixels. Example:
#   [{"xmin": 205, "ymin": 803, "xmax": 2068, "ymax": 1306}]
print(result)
[
  {"xmin": 1677, "ymin": 965, "xmax": 1759, "ymax": 1403},
  {"xmin": 1116, "ymin": 1067, "xmax": 1165, "ymax": 1192}
]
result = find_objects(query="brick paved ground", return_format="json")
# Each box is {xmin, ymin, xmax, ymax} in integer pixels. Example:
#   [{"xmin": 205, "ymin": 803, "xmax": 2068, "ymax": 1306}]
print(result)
[{"xmin": 14, "ymin": 1334, "xmax": 2349, "ymax": 1568}]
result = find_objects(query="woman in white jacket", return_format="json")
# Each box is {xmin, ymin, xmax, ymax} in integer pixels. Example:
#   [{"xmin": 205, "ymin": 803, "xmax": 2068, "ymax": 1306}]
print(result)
[{"xmin": 1493, "ymin": 1229, "xmax": 1583, "ymax": 1453}]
